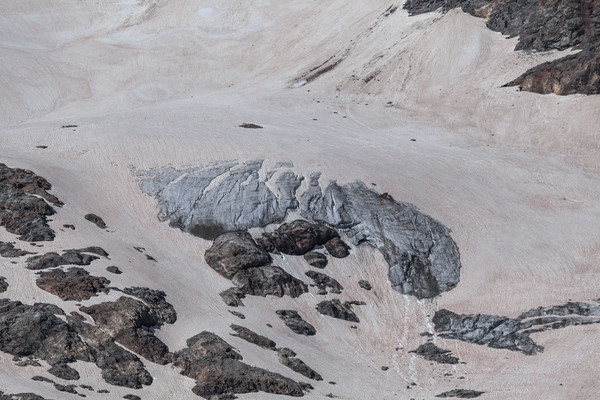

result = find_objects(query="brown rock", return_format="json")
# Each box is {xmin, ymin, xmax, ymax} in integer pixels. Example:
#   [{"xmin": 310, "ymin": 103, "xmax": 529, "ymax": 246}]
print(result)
[{"xmin": 36, "ymin": 267, "xmax": 110, "ymax": 301}]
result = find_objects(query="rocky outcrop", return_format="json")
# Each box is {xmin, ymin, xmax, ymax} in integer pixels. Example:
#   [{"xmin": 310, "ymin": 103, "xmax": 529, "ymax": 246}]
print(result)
[
  {"xmin": 26, "ymin": 249, "xmax": 102, "ymax": 270},
  {"xmin": 0, "ymin": 392, "xmax": 49, "ymax": 400},
  {"xmin": 404, "ymin": 0, "xmax": 600, "ymax": 95},
  {"xmin": 173, "ymin": 332, "xmax": 305, "ymax": 399},
  {"xmin": 303, "ymin": 252, "xmax": 327, "ymax": 269},
  {"xmin": 107, "ymin": 266, "xmax": 122, "ymax": 274},
  {"xmin": 220, "ymin": 287, "xmax": 246, "ymax": 307},
  {"xmin": 433, "ymin": 300, "xmax": 600, "ymax": 355},
  {"xmin": 435, "ymin": 389, "xmax": 485, "ymax": 398},
  {"xmin": 205, "ymin": 231, "xmax": 271, "ymax": 279},
  {"xmin": 0, "ymin": 277, "xmax": 7, "ymax": 293},
  {"xmin": 0, "ymin": 299, "xmax": 153, "ymax": 389},
  {"xmin": 232, "ymin": 266, "xmax": 308, "ymax": 298},
  {"xmin": 81, "ymin": 297, "xmax": 172, "ymax": 364},
  {"xmin": 315, "ymin": 299, "xmax": 360, "ymax": 323},
  {"xmin": 0, "ymin": 163, "xmax": 62, "ymax": 242},
  {"xmin": 277, "ymin": 348, "xmax": 323, "ymax": 381},
  {"xmin": 122, "ymin": 287, "xmax": 177, "ymax": 324},
  {"xmin": 305, "ymin": 271, "xmax": 343, "ymax": 295},
  {"xmin": 0, "ymin": 241, "xmax": 32, "ymax": 258},
  {"xmin": 48, "ymin": 362, "xmax": 80, "ymax": 380},
  {"xmin": 230, "ymin": 324, "xmax": 276, "ymax": 350},
  {"xmin": 139, "ymin": 162, "xmax": 461, "ymax": 299},
  {"xmin": 85, "ymin": 213, "xmax": 107, "ymax": 229},
  {"xmin": 35, "ymin": 267, "xmax": 110, "ymax": 301},
  {"xmin": 409, "ymin": 343, "xmax": 459, "ymax": 364},
  {"xmin": 358, "ymin": 280, "xmax": 372, "ymax": 290},
  {"xmin": 276, "ymin": 310, "xmax": 317, "ymax": 336}
]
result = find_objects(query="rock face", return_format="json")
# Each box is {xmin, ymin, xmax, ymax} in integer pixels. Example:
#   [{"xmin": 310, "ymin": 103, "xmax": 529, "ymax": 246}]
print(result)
[
  {"xmin": 0, "ymin": 241, "xmax": 32, "ymax": 258},
  {"xmin": 85, "ymin": 213, "xmax": 107, "ymax": 229},
  {"xmin": 173, "ymin": 332, "xmax": 305, "ymax": 399},
  {"xmin": 303, "ymin": 252, "xmax": 327, "ymax": 269},
  {"xmin": 0, "ymin": 277, "xmax": 7, "ymax": 293},
  {"xmin": 305, "ymin": 271, "xmax": 343, "ymax": 295},
  {"xmin": 35, "ymin": 267, "xmax": 110, "ymax": 301},
  {"xmin": 435, "ymin": 389, "xmax": 485, "ymax": 398},
  {"xmin": 433, "ymin": 300, "xmax": 600, "ymax": 355},
  {"xmin": 139, "ymin": 161, "xmax": 461, "ymax": 299},
  {"xmin": 0, "ymin": 392, "xmax": 49, "ymax": 400},
  {"xmin": 404, "ymin": 0, "xmax": 600, "ymax": 95},
  {"xmin": 277, "ymin": 348, "xmax": 323, "ymax": 381},
  {"xmin": 230, "ymin": 324, "xmax": 276, "ymax": 350},
  {"xmin": 232, "ymin": 266, "xmax": 308, "ymax": 298},
  {"xmin": 26, "ymin": 249, "xmax": 101, "ymax": 270},
  {"xmin": 81, "ymin": 296, "xmax": 172, "ymax": 364},
  {"xmin": 122, "ymin": 286, "xmax": 178, "ymax": 324},
  {"xmin": 0, "ymin": 163, "xmax": 62, "ymax": 242},
  {"xmin": 220, "ymin": 287, "xmax": 246, "ymax": 307},
  {"xmin": 315, "ymin": 299, "xmax": 360, "ymax": 323},
  {"xmin": 0, "ymin": 299, "xmax": 153, "ymax": 389},
  {"xmin": 409, "ymin": 343, "xmax": 459, "ymax": 364},
  {"xmin": 276, "ymin": 310, "xmax": 317, "ymax": 336},
  {"xmin": 358, "ymin": 280, "xmax": 372, "ymax": 290}
]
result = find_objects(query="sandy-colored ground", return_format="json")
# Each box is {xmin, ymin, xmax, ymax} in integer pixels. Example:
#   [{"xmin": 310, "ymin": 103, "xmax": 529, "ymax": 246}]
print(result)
[{"xmin": 1, "ymin": 0, "xmax": 599, "ymax": 399}]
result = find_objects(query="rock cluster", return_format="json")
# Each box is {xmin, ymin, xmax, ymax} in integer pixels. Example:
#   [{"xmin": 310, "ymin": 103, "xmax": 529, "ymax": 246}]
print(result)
[
  {"xmin": 0, "ymin": 163, "xmax": 62, "ymax": 241},
  {"xmin": 305, "ymin": 271, "xmax": 343, "ymax": 295},
  {"xmin": 0, "ymin": 277, "xmax": 7, "ymax": 293},
  {"xmin": 315, "ymin": 299, "xmax": 360, "ymax": 323},
  {"xmin": 409, "ymin": 343, "xmax": 459, "ymax": 364},
  {"xmin": 404, "ymin": 0, "xmax": 600, "ymax": 95},
  {"xmin": 85, "ymin": 213, "xmax": 107, "ymax": 229},
  {"xmin": 35, "ymin": 267, "xmax": 110, "ymax": 301},
  {"xmin": 303, "ymin": 251, "xmax": 327, "ymax": 268},
  {"xmin": 276, "ymin": 310, "xmax": 317, "ymax": 336},
  {"xmin": 230, "ymin": 324, "xmax": 276, "ymax": 350},
  {"xmin": 26, "ymin": 247, "xmax": 107, "ymax": 270},
  {"xmin": 0, "ymin": 241, "xmax": 32, "ymax": 258},
  {"xmin": 434, "ymin": 300, "xmax": 600, "ymax": 355},
  {"xmin": 435, "ymin": 389, "xmax": 485, "ymax": 398}
]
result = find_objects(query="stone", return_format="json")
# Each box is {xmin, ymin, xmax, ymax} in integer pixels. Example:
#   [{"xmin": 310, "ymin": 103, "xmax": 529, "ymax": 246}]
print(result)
[
  {"xmin": 220, "ymin": 287, "xmax": 246, "ymax": 307},
  {"xmin": 358, "ymin": 280, "xmax": 372, "ymax": 290},
  {"xmin": 316, "ymin": 299, "xmax": 360, "ymax": 323},
  {"xmin": 229, "ymin": 311, "xmax": 245, "ymax": 319},
  {"xmin": 85, "ymin": 213, "xmax": 107, "ymax": 229},
  {"xmin": 48, "ymin": 363, "xmax": 81, "ymax": 380},
  {"xmin": 277, "ymin": 349, "xmax": 322, "ymax": 381},
  {"xmin": 435, "ymin": 389, "xmax": 485, "ymax": 398},
  {"xmin": 0, "ymin": 393, "xmax": 48, "ymax": 400},
  {"xmin": 433, "ymin": 300, "xmax": 600, "ymax": 355},
  {"xmin": 303, "ymin": 252, "xmax": 327, "ymax": 268},
  {"xmin": 205, "ymin": 231, "xmax": 271, "ymax": 279},
  {"xmin": 231, "ymin": 266, "xmax": 308, "ymax": 298},
  {"xmin": 230, "ymin": 324, "xmax": 276, "ymax": 350},
  {"xmin": 0, "ymin": 277, "xmax": 7, "ymax": 293},
  {"xmin": 323, "ymin": 237, "xmax": 350, "ymax": 258},
  {"xmin": 122, "ymin": 287, "xmax": 177, "ymax": 324},
  {"xmin": 0, "ymin": 163, "xmax": 62, "ymax": 242},
  {"xmin": 36, "ymin": 267, "xmax": 110, "ymax": 301},
  {"xmin": 26, "ymin": 249, "xmax": 100, "ymax": 270},
  {"xmin": 409, "ymin": 343, "xmax": 459, "ymax": 364},
  {"xmin": 259, "ymin": 220, "xmax": 340, "ymax": 256},
  {"xmin": 305, "ymin": 271, "xmax": 343, "ymax": 295},
  {"xmin": 107, "ymin": 266, "xmax": 122, "ymax": 274},
  {"xmin": 276, "ymin": 310, "xmax": 316, "ymax": 336},
  {"xmin": 0, "ymin": 241, "xmax": 33, "ymax": 258},
  {"xmin": 123, "ymin": 396, "xmax": 141, "ymax": 400},
  {"xmin": 173, "ymin": 331, "xmax": 305, "ymax": 398}
]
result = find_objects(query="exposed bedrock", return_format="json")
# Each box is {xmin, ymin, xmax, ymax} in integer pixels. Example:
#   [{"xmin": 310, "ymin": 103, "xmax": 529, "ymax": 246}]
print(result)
[
  {"xmin": 173, "ymin": 332, "xmax": 304, "ymax": 399},
  {"xmin": 122, "ymin": 286, "xmax": 178, "ymax": 324},
  {"xmin": 230, "ymin": 324, "xmax": 276, "ymax": 350},
  {"xmin": 0, "ymin": 277, "xmax": 7, "ymax": 293},
  {"xmin": 26, "ymin": 247, "xmax": 107, "ymax": 270},
  {"xmin": 0, "ymin": 392, "xmax": 49, "ymax": 400},
  {"xmin": 434, "ymin": 300, "xmax": 600, "ymax": 355},
  {"xmin": 276, "ymin": 310, "xmax": 317, "ymax": 336},
  {"xmin": 85, "ymin": 213, "xmax": 107, "ymax": 229},
  {"xmin": 36, "ymin": 267, "xmax": 110, "ymax": 301},
  {"xmin": 0, "ymin": 299, "xmax": 153, "ymax": 389},
  {"xmin": 0, "ymin": 163, "xmax": 63, "ymax": 242},
  {"xmin": 305, "ymin": 271, "xmax": 343, "ymax": 295},
  {"xmin": 404, "ymin": 0, "xmax": 600, "ymax": 95},
  {"xmin": 316, "ymin": 299, "xmax": 360, "ymax": 323},
  {"xmin": 139, "ymin": 161, "xmax": 461, "ymax": 299},
  {"xmin": 81, "ymin": 296, "xmax": 172, "ymax": 364},
  {"xmin": 303, "ymin": 251, "xmax": 328, "ymax": 268},
  {"xmin": 277, "ymin": 348, "xmax": 323, "ymax": 381},
  {"xmin": 409, "ymin": 342, "xmax": 459, "ymax": 364},
  {"xmin": 0, "ymin": 241, "xmax": 33, "ymax": 258}
]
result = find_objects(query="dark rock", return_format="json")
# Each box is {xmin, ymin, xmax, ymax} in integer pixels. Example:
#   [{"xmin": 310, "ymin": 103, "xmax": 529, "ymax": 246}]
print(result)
[
  {"xmin": 80, "ymin": 385, "xmax": 93, "ymax": 390},
  {"xmin": 54, "ymin": 383, "xmax": 78, "ymax": 394},
  {"xmin": 433, "ymin": 300, "xmax": 600, "ymax": 355},
  {"xmin": 81, "ymin": 296, "xmax": 172, "ymax": 364},
  {"xmin": 358, "ymin": 280, "xmax": 372, "ymax": 290},
  {"xmin": 276, "ymin": 310, "xmax": 316, "ymax": 336},
  {"xmin": 70, "ymin": 312, "xmax": 86, "ymax": 321},
  {"xmin": 17, "ymin": 358, "xmax": 42, "ymax": 367},
  {"xmin": 123, "ymin": 396, "xmax": 141, "ymax": 400},
  {"xmin": 173, "ymin": 331, "xmax": 304, "ymax": 398},
  {"xmin": 97, "ymin": 390, "xmax": 110, "ymax": 393},
  {"xmin": 220, "ymin": 287, "xmax": 246, "ymax": 307},
  {"xmin": 316, "ymin": 299, "xmax": 360, "ymax": 323},
  {"xmin": 0, "ymin": 393, "xmax": 48, "ymax": 400},
  {"xmin": 48, "ymin": 363, "xmax": 80, "ymax": 380},
  {"xmin": 409, "ymin": 343, "xmax": 459, "ymax": 364},
  {"xmin": 26, "ymin": 249, "xmax": 100, "ymax": 270},
  {"xmin": 0, "ymin": 163, "xmax": 63, "ymax": 242},
  {"xmin": 299, "ymin": 383, "xmax": 314, "ymax": 391},
  {"xmin": 305, "ymin": 271, "xmax": 343, "ymax": 295},
  {"xmin": 36, "ymin": 267, "xmax": 110, "ymax": 301},
  {"xmin": 122, "ymin": 287, "xmax": 177, "ymax": 324},
  {"xmin": 231, "ymin": 266, "xmax": 308, "ymax": 298},
  {"xmin": 278, "ymin": 351, "xmax": 322, "ymax": 381},
  {"xmin": 435, "ymin": 389, "xmax": 485, "ymax": 398},
  {"xmin": 324, "ymin": 237, "xmax": 350, "ymax": 258},
  {"xmin": 0, "ymin": 277, "xmax": 7, "ymax": 293},
  {"xmin": 107, "ymin": 266, "xmax": 122, "ymax": 274},
  {"xmin": 0, "ymin": 241, "xmax": 33, "ymax": 257},
  {"xmin": 75, "ymin": 246, "xmax": 109, "ymax": 257},
  {"xmin": 230, "ymin": 324, "xmax": 276, "ymax": 350},
  {"xmin": 239, "ymin": 123, "xmax": 263, "ymax": 129},
  {"xmin": 63, "ymin": 224, "xmax": 76, "ymax": 230},
  {"xmin": 33, "ymin": 302, "xmax": 65, "ymax": 315},
  {"xmin": 229, "ymin": 311, "xmax": 245, "ymax": 319},
  {"xmin": 205, "ymin": 231, "xmax": 271, "ymax": 279},
  {"xmin": 404, "ymin": 0, "xmax": 600, "ymax": 95},
  {"xmin": 303, "ymin": 252, "xmax": 327, "ymax": 268},
  {"xmin": 31, "ymin": 376, "xmax": 54, "ymax": 383},
  {"xmin": 259, "ymin": 220, "xmax": 340, "ymax": 256},
  {"xmin": 381, "ymin": 366, "xmax": 389, "ymax": 371},
  {"xmin": 85, "ymin": 214, "xmax": 107, "ymax": 229}
]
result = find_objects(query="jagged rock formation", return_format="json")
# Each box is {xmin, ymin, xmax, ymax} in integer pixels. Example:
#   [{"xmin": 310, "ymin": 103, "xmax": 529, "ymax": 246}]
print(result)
[
  {"xmin": 0, "ymin": 392, "xmax": 48, "ymax": 400},
  {"xmin": 358, "ymin": 280, "xmax": 372, "ymax": 291},
  {"xmin": 122, "ymin": 287, "xmax": 177, "ymax": 324},
  {"xmin": 139, "ymin": 161, "xmax": 461, "ymax": 299},
  {"xmin": 232, "ymin": 266, "xmax": 308, "ymax": 298},
  {"xmin": 85, "ymin": 213, "xmax": 107, "ymax": 229},
  {"xmin": 409, "ymin": 343, "xmax": 459, "ymax": 364},
  {"xmin": 0, "ymin": 241, "xmax": 32, "ymax": 257},
  {"xmin": 434, "ymin": 300, "xmax": 600, "ymax": 355},
  {"xmin": 106, "ymin": 265, "xmax": 122, "ymax": 274},
  {"xmin": 0, "ymin": 277, "xmax": 7, "ymax": 293},
  {"xmin": 230, "ymin": 324, "xmax": 276, "ymax": 350},
  {"xmin": 26, "ymin": 248, "xmax": 104, "ymax": 270},
  {"xmin": 0, "ymin": 299, "xmax": 153, "ymax": 389},
  {"xmin": 315, "ymin": 299, "xmax": 360, "ymax": 323},
  {"xmin": 220, "ymin": 287, "xmax": 246, "ymax": 307},
  {"xmin": 0, "ymin": 163, "xmax": 62, "ymax": 241},
  {"xmin": 404, "ymin": 0, "xmax": 600, "ymax": 95},
  {"xmin": 277, "ymin": 348, "xmax": 323, "ymax": 381},
  {"xmin": 35, "ymin": 267, "xmax": 110, "ymax": 301},
  {"xmin": 303, "ymin": 252, "xmax": 327, "ymax": 269},
  {"xmin": 276, "ymin": 310, "xmax": 317, "ymax": 336},
  {"xmin": 435, "ymin": 389, "xmax": 485, "ymax": 398},
  {"xmin": 305, "ymin": 271, "xmax": 343, "ymax": 295},
  {"xmin": 48, "ymin": 363, "xmax": 80, "ymax": 380},
  {"xmin": 173, "ymin": 332, "xmax": 304, "ymax": 399},
  {"xmin": 80, "ymin": 296, "xmax": 172, "ymax": 364}
]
